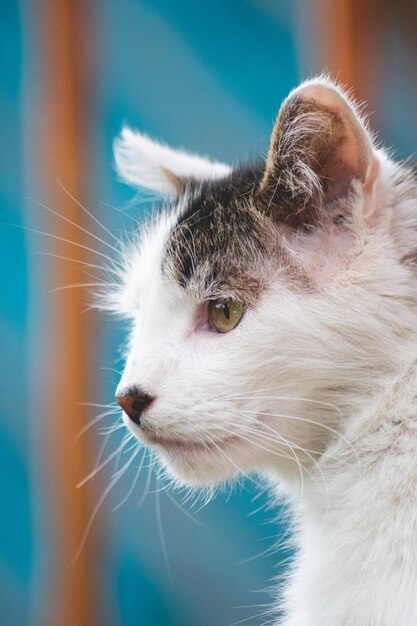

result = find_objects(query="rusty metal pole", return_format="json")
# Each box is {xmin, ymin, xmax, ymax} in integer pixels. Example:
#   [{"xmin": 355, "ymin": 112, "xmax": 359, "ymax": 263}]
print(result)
[
  {"xmin": 30, "ymin": 1, "xmax": 100, "ymax": 624},
  {"xmin": 312, "ymin": 0, "xmax": 380, "ymax": 103}
]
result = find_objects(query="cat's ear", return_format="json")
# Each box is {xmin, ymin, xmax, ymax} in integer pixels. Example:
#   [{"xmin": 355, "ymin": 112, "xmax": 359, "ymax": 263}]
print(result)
[
  {"xmin": 258, "ymin": 77, "xmax": 379, "ymax": 226},
  {"xmin": 114, "ymin": 127, "xmax": 231, "ymax": 198}
]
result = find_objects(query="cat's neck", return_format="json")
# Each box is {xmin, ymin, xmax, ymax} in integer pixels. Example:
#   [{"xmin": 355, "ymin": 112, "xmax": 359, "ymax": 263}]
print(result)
[{"xmin": 280, "ymin": 357, "xmax": 417, "ymax": 626}]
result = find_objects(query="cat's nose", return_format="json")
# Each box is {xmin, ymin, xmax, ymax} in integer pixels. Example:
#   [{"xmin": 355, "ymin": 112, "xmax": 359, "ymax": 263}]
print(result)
[{"xmin": 115, "ymin": 387, "xmax": 154, "ymax": 425}]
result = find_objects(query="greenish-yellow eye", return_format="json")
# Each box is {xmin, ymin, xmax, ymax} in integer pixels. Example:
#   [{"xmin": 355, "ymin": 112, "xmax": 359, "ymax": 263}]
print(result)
[{"xmin": 208, "ymin": 299, "xmax": 244, "ymax": 333}]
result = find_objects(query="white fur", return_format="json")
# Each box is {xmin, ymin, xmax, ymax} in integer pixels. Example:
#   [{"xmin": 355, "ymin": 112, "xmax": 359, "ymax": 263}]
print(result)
[
  {"xmin": 114, "ymin": 127, "xmax": 231, "ymax": 196},
  {"xmin": 108, "ymin": 79, "xmax": 417, "ymax": 624},
  {"xmin": 283, "ymin": 357, "xmax": 417, "ymax": 625}
]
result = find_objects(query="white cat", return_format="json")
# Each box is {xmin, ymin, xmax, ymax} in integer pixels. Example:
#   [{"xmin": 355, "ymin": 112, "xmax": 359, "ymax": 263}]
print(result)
[{"xmin": 107, "ymin": 77, "xmax": 417, "ymax": 625}]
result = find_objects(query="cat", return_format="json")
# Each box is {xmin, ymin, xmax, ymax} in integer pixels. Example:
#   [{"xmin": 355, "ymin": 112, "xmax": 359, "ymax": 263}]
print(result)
[{"xmin": 106, "ymin": 76, "xmax": 417, "ymax": 625}]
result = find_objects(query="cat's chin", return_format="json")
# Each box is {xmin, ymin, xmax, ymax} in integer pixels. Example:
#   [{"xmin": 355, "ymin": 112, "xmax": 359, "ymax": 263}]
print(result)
[
  {"xmin": 156, "ymin": 445, "xmax": 238, "ymax": 486},
  {"xmin": 138, "ymin": 430, "xmax": 245, "ymax": 486}
]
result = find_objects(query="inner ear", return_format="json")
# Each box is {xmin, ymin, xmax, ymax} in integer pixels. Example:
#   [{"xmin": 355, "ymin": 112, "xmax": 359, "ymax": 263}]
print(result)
[
  {"xmin": 258, "ymin": 79, "xmax": 378, "ymax": 226},
  {"xmin": 301, "ymin": 84, "xmax": 373, "ymax": 200}
]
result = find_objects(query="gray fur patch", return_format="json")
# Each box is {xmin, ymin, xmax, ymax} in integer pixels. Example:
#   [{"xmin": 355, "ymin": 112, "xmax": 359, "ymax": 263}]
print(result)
[{"xmin": 162, "ymin": 164, "xmax": 307, "ymax": 305}]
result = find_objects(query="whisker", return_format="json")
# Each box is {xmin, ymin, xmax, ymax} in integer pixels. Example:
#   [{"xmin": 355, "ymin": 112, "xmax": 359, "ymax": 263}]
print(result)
[
  {"xmin": 57, "ymin": 179, "xmax": 122, "ymax": 245},
  {"xmin": 98, "ymin": 198, "xmax": 142, "ymax": 222},
  {"xmin": 234, "ymin": 423, "xmax": 306, "ymax": 506},
  {"xmin": 115, "ymin": 436, "xmax": 139, "ymax": 462},
  {"xmin": 163, "ymin": 489, "xmax": 206, "ymax": 528},
  {"xmin": 39, "ymin": 251, "xmax": 120, "ymax": 277},
  {"xmin": 112, "ymin": 446, "xmax": 145, "ymax": 512},
  {"xmin": 237, "ymin": 540, "xmax": 279, "ymax": 566},
  {"xmin": 94, "ymin": 431, "xmax": 113, "ymax": 468},
  {"xmin": 212, "ymin": 389, "xmax": 341, "ymax": 413},
  {"xmin": 10, "ymin": 223, "xmax": 119, "ymax": 264},
  {"xmin": 210, "ymin": 422, "xmax": 298, "ymax": 472},
  {"xmin": 221, "ymin": 400, "xmax": 356, "ymax": 465},
  {"xmin": 136, "ymin": 456, "xmax": 154, "ymax": 509},
  {"xmin": 28, "ymin": 195, "xmax": 120, "ymax": 253},
  {"xmin": 75, "ymin": 408, "xmax": 119, "ymax": 441},
  {"xmin": 77, "ymin": 437, "xmax": 130, "ymax": 488},
  {"xmin": 100, "ymin": 366, "xmax": 124, "ymax": 376},
  {"xmin": 155, "ymin": 480, "xmax": 173, "ymax": 584},
  {"xmin": 217, "ymin": 413, "xmax": 329, "ymax": 502},
  {"xmin": 209, "ymin": 422, "xmax": 307, "ymax": 531},
  {"xmin": 72, "ymin": 443, "xmax": 138, "ymax": 563},
  {"xmin": 259, "ymin": 421, "xmax": 330, "ymax": 507},
  {"xmin": 98, "ymin": 422, "xmax": 125, "ymax": 436},
  {"xmin": 80, "ymin": 402, "xmax": 119, "ymax": 409},
  {"xmin": 244, "ymin": 409, "xmax": 359, "ymax": 465},
  {"xmin": 205, "ymin": 431, "xmax": 244, "ymax": 475},
  {"xmin": 230, "ymin": 605, "xmax": 274, "ymax": 626},
  {"xmin": 224, "ymin": 407, "xmax": 352, "ymax": 468},
  {"xmin": 49, "ymin": 282, "xmax": 118, "ymax": 294}
]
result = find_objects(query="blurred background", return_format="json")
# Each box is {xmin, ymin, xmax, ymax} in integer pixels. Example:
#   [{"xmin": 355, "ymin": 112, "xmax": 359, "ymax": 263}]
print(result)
[{"xmin": 2, "ymin": 1, "xmax": 417, "ymax": 624}]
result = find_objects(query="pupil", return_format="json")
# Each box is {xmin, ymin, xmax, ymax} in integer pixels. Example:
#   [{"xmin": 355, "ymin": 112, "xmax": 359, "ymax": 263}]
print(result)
[{"xmin": 223, "ymin": 303, "xmax": 230, "ymax": 320}]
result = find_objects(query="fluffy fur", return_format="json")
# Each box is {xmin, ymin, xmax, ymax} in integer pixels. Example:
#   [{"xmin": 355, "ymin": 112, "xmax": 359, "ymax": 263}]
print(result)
[{"xmin": 108, "ymin": 77, "xmax": 417, "ymax": 625}]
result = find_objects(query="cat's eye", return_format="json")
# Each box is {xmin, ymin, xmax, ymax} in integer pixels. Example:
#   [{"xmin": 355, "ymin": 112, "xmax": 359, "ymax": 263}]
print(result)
[{"xmin": 208, "ymin": 299, "xmax": 244, "ymax": 333}]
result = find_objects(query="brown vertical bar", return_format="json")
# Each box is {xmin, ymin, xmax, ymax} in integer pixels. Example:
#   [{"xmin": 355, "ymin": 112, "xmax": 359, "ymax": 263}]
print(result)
[
  {"xmin": 307, "ymin": 0, "xmax": 381, "ymax": 104},
  {"xmin": 34, "ymin": 1, "xmax": 99, "ymax": 624},
  {"xmin": 315, "ymin": 0, "xmax": 355, "ymax": 87}
]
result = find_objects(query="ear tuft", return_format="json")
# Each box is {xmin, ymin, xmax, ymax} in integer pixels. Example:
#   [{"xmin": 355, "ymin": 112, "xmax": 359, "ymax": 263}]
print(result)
[
  {"xmin": 114, "ymin": 127, "xmax": 231, "ymax": 198},
  {"xmin": 259, "ymin": 77, "xmax": 378, "ymax": 226}
]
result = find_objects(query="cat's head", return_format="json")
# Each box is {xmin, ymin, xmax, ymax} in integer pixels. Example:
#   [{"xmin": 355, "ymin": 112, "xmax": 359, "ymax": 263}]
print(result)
[{"xmin": 109, "ymin": 78, "xmax": 415, "ymax": 487}]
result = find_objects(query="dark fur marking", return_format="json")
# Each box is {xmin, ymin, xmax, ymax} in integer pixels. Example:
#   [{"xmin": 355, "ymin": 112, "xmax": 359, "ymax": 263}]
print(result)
[
  {"xmin": 161, "ymin": 95, "xmax": 362, "ymax": 299},
  {"xmin": 162, "ymin": 163, "xmax": 311, "ymax": 304}
]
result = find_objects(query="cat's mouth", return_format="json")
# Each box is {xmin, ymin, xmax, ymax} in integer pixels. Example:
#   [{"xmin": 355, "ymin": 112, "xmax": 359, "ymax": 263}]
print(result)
[{"xmin": 140, "ymin": 429, "xmax": 239, "ymax": 454}]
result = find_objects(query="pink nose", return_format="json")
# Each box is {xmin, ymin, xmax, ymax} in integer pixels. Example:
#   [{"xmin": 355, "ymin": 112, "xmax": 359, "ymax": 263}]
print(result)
[{"xmin": 116, "ymin": 388, "xmax": 154, "ymax": 425}]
